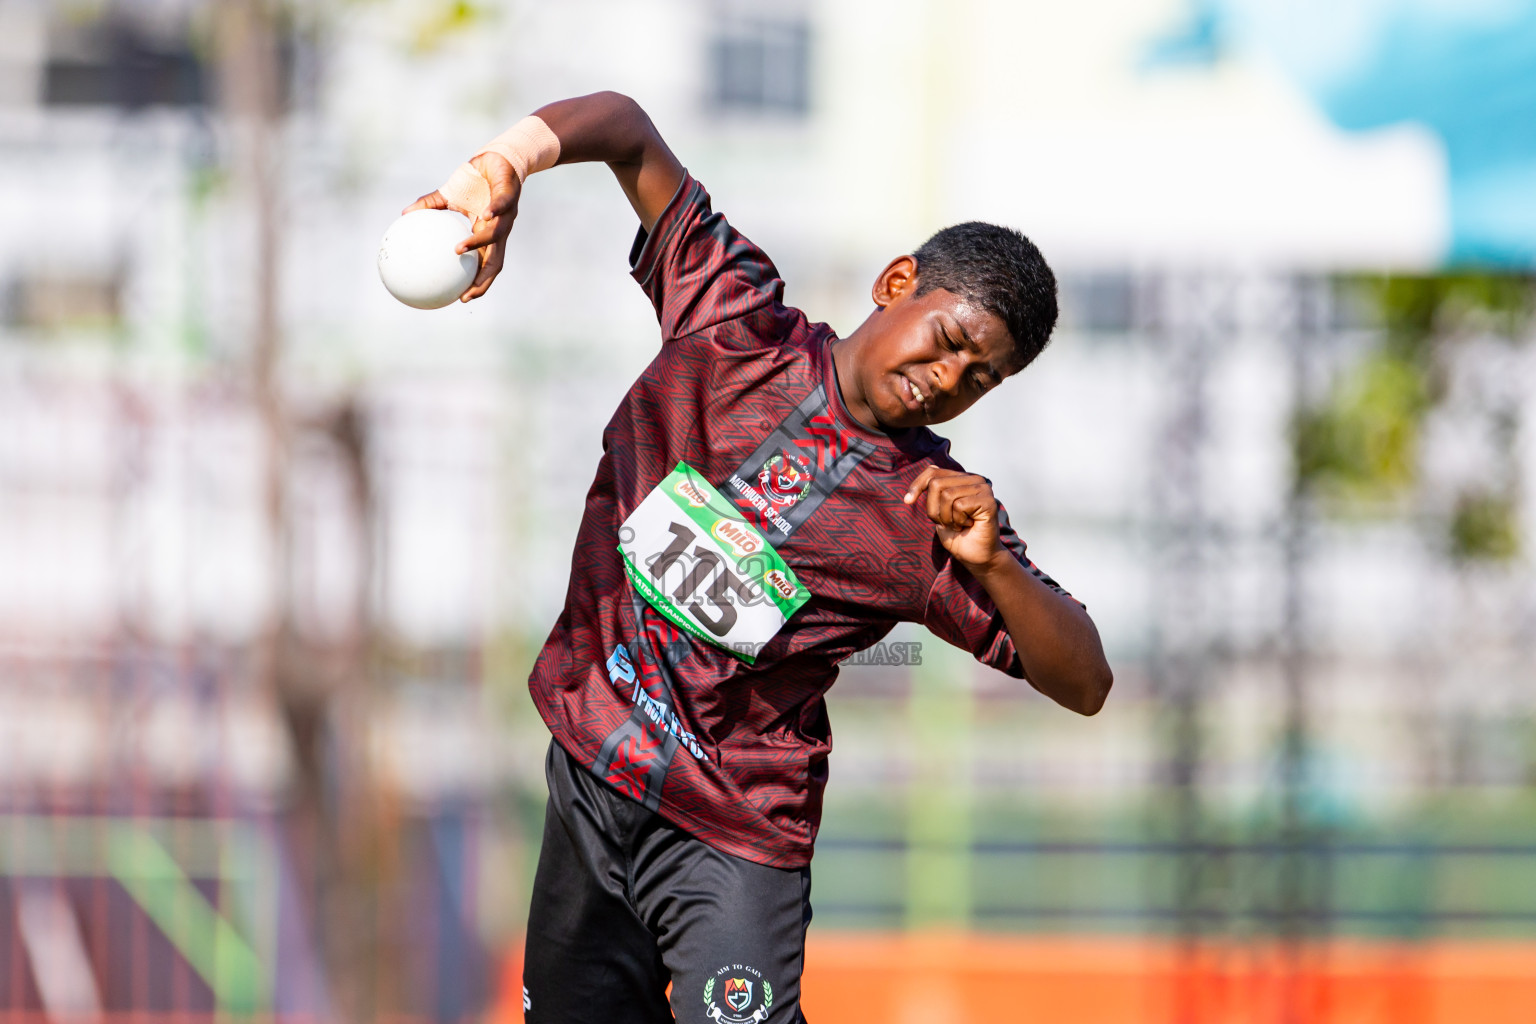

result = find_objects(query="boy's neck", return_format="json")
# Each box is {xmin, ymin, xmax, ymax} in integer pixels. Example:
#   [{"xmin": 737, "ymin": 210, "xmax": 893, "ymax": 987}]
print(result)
[{"xmin": 830, "ymin": 328, "xmax": 880, "ymax": 432}]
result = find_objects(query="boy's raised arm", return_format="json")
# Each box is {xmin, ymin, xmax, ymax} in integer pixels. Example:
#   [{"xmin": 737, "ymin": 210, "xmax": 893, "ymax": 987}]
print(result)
[
  {"xmin": 538, "ymin": 92, "xmax": 686, "ymax": 231},
  {"xmin": 403, "ymin": 91, "xmax": 685, "ymax": 302}
]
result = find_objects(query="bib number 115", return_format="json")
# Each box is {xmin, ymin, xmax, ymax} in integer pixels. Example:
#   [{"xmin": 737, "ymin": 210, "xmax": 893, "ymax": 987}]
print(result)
[
  {"xmin": 648, "ymin": 521, "xmax": 755, "ymax": 636},
  {"xmin": 617, "ymin": 463, "xmax": 810, "ymax": 664}
]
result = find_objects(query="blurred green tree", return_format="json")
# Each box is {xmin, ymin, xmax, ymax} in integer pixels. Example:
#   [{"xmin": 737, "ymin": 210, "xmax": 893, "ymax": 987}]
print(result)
[{"xmin": 1295, "ymin": 273, "xmax": 1531, "ymax": 561}]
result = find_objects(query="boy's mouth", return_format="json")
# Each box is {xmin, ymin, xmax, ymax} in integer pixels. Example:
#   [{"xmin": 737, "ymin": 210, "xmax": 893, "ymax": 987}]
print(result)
[{"xmin": 899, "ymin": 374, "xmax": 931, "ymax": 415}]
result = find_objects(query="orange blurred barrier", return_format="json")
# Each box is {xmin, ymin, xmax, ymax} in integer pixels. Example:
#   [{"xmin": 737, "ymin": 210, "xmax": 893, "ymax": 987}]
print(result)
[
  {"xmin": 497, "ymin": 933, "xmax": 1536, "ymax": 1024},
  {"xmin": 800, "ymin": 934, "xmax": 1536, "ymax": 1024}
]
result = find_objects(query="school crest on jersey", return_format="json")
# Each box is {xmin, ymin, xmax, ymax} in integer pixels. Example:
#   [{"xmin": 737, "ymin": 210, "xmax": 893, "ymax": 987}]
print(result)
[
  {"xmin": 725, "ymin": 385, "xmax": 876, "ymax": 547},
  {"xmin": 757, "ymin": 450, "xmax": 813, "ymax": 509}
]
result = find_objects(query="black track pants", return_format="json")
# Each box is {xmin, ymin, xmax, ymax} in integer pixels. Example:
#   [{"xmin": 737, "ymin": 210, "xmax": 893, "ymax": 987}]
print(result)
[{"xmin": 522, "ymin": 741, "xmax": 811, "ymax": 1024}]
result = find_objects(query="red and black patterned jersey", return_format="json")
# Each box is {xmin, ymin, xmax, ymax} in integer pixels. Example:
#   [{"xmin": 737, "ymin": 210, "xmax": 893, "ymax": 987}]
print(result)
[{"xmin": 527, "ymin": 173, "xmax": 1075, "ymax": 869}]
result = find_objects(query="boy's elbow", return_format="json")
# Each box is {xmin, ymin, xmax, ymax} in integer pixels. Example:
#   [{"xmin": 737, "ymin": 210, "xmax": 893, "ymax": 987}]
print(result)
[
  {"xmin": 1074, "ymin": 664, "xmax": 1114, "ymax": 716},
  {"xmin": 594, "ymin": 90, "xmax": 647, "ymax": 125}
]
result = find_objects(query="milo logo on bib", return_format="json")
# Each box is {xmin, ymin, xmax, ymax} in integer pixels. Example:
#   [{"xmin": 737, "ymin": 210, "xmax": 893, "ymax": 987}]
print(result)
[
  {"xmin": 763, "ymin": 569, "xmax": 797, "ymax": 601},
  {"xmin": 710, "ymin": 519, "xmax": 763, "ymax": 558},
  {"xmin": 619, "ymin": 463, "xmax": 811, "ymax": 664},
  {"xmin": 674, "ymin": 478, "xmax": 709, "ymax": 507}
]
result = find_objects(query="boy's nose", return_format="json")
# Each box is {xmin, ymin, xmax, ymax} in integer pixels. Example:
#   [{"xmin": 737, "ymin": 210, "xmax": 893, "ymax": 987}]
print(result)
[{"xmin": 930, "ymin": 359, "xmax": 959, "ymax": 396}]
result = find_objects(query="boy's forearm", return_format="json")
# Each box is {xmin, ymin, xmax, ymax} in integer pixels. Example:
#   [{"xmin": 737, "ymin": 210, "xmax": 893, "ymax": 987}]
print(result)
[
  {"xmin": 421, "ymin": 92, "xmax": 686, "ymax": 301},
  {"xmin": 971, "ymin": 553, "xmax": 1114, "ymax": 715},
  {"xmin": 533, "ymin": 92, "xmax": 684, "ymax": 231}
]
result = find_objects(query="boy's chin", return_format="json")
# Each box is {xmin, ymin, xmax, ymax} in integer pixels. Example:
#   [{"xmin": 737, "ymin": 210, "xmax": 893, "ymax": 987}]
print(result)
[{"xmin": 874, "ymin": 405, "xmax": 928, "ymax": 431}]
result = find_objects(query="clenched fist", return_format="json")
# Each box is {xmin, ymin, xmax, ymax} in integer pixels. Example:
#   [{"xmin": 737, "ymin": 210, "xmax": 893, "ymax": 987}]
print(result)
[{"xmin": 903, "ymin": 466, "xmax": 1008, "ymax": 574}]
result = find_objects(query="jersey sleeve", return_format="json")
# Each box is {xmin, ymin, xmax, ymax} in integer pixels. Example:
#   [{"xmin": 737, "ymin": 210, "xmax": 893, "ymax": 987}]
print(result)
[
  {"xmin": 628, "ymin": 173, "xmax": 786, "ymax": 341},
  {"xmin": 921, "ymin": 502, "xmax": 1080, "ymax": 678}
]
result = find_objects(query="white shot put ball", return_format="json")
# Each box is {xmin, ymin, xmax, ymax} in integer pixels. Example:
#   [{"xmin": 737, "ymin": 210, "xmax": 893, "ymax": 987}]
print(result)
[{"xmin": 377, "ymin": 209, "xmax": 479, "ymax": 309}]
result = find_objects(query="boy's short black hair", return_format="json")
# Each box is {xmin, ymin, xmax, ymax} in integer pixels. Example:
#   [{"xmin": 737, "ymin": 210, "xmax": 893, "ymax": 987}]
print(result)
[{"xmin": 912, "ymin": 222, "xmax": 1058, "ymax": 370}]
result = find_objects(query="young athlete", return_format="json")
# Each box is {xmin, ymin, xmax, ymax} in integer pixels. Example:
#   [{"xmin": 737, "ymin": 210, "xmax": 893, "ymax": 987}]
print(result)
[{"xmin": 405, "ymin": 91, "xmax": 1112, "ymax": 1024}]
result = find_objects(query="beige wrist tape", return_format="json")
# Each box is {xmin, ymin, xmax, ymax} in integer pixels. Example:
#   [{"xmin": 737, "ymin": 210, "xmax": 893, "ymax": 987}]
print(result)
[{"xmin": 438, "ymin": 115, "xmax": 561, "ymax": 218}]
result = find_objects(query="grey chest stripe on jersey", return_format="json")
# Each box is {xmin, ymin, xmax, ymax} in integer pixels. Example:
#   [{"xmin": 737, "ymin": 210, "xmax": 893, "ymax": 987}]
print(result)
[{"xmin": 722, "ymin": 385, "xmax": 876, "ymax": 549}]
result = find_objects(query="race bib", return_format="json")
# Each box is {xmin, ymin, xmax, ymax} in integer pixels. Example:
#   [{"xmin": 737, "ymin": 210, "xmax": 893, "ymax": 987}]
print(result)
[{"xmin": 619, "ymin": 463, "xmax": 810, "ymax": 663}]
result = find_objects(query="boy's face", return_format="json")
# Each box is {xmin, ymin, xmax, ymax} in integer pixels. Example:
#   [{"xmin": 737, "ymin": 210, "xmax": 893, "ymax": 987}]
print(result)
[{"xmin": 837, "ymin": 256, "xmax": 1019, "ymax": 431}]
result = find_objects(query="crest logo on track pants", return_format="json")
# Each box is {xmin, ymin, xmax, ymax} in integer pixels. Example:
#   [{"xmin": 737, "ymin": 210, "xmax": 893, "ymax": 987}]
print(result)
[{"xmin": 703, "ymin": 964, "xmax": 774, "ymax": 1023}]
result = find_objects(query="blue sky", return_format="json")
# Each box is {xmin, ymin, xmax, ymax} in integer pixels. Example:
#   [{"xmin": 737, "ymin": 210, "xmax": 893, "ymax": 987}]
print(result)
[{"xmin": 1149, "ymin": 0, "xmax": 1536, "ymax": 265}]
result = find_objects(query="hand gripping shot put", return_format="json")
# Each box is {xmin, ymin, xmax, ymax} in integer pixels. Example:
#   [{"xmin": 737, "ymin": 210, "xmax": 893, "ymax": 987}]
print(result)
[{"xmin": 395, "ymin": 91, "xmax": 1113, "ymax": 1024}]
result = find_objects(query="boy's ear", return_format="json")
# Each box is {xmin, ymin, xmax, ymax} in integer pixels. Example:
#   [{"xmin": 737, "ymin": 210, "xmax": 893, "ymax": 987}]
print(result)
[{"xmin": 872, "ymin": 255, "xmax": 919, "ymax": 308}]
